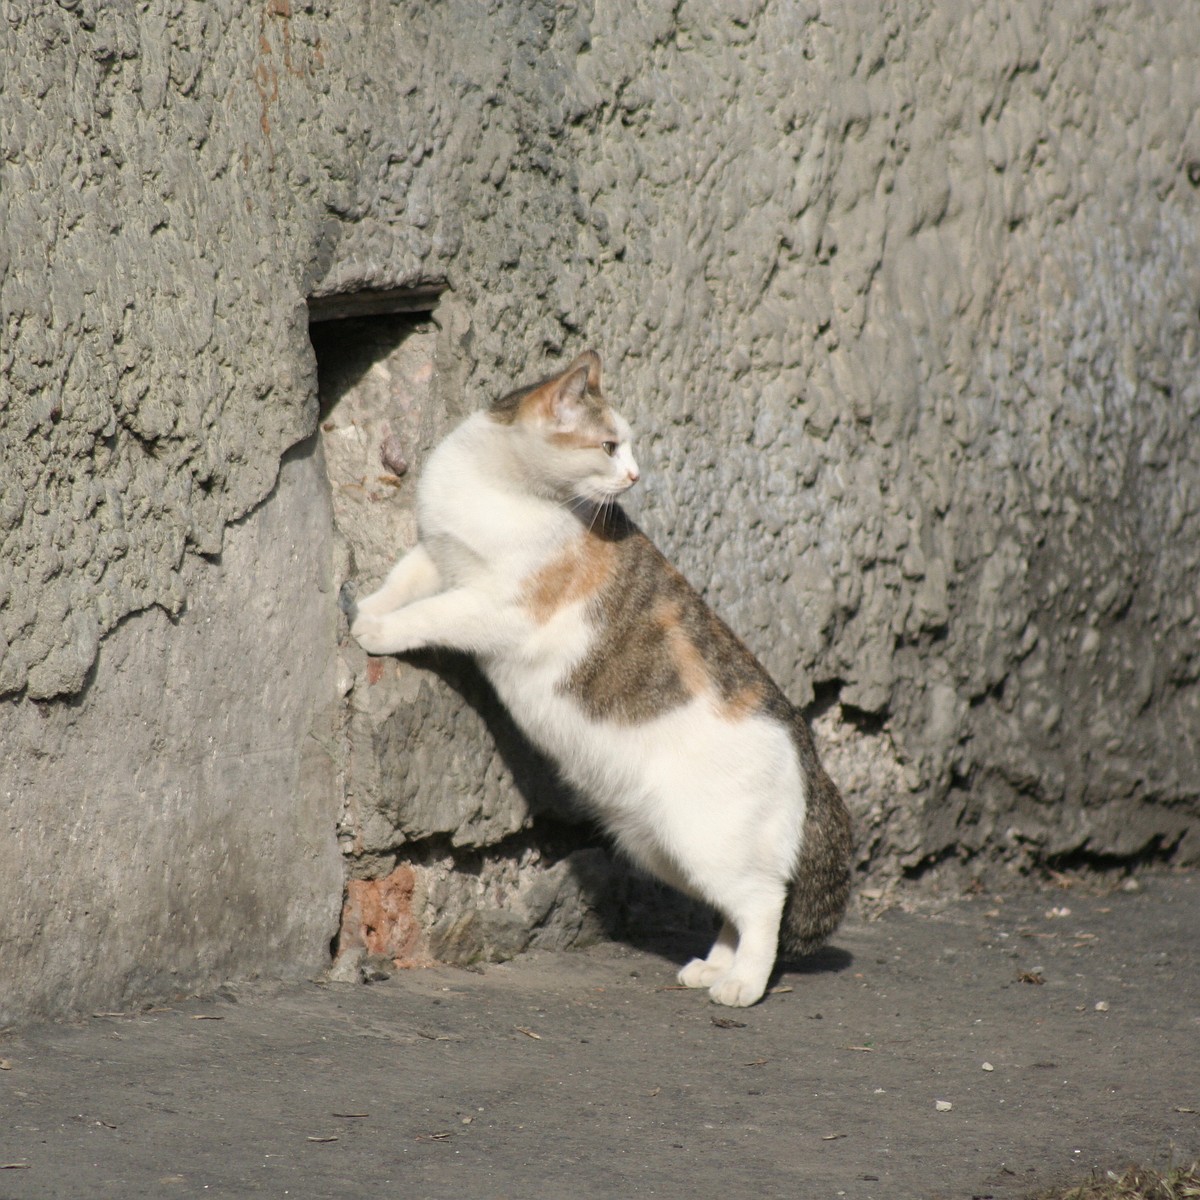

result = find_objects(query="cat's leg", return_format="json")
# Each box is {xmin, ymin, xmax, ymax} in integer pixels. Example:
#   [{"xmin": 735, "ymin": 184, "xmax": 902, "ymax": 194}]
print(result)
[
  {"xmin": 352, "ymin": 544, "xmax": 442, "ymax": 618},
  {"xmin": 351, "ymin": 587, "xmax": 517, "ymax": 657},
  {"xmin": 678, "ymin": 920, "xmax": 737, "ymax": 989},
  {"xmin": 705, "ymin": 884, "xmax": 787, "ymax": 1008},
  {"xmin": 617, "ymin": 839, "xmax": 735, "ymax": 991}
]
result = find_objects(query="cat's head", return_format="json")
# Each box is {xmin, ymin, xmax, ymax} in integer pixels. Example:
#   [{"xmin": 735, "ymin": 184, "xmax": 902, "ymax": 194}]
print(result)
[{"xmin": 488, "ymin": 351, "xmax": 640, "ymax": 504}]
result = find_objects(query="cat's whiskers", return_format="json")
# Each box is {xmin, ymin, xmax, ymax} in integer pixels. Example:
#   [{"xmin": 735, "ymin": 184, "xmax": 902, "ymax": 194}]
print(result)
[
  {"xmin": 567, "ymin": 493, "xmax": 599, "ymax": 535},
  {"xmin": 583, "ymin": 490, "xmax": 618, "ymax": 537},
  {"xmin": 587, "ymin": 497, "xmax": 605, "ymax": 536}
]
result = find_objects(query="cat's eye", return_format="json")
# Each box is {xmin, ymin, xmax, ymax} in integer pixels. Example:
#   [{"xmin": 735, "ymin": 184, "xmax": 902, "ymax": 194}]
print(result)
[{"xmin": 601, "ymin": 441, "xmax": 618, "ymax": 457}]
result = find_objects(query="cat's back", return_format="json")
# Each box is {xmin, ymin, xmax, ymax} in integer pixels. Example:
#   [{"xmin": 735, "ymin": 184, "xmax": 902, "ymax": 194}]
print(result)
[{"xmin": 525, "ymin": 506, "xmax": 789, "ymax": 730}]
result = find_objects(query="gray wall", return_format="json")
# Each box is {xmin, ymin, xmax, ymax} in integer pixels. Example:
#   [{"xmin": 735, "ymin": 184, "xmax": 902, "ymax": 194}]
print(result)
[
  {"xmin": 1, "ymin": 443, "xmax": 342, "ymax": 1020},
  {"xmin": 3, "ymin": 1, "xmax": 1198, "ymax": 1020}
]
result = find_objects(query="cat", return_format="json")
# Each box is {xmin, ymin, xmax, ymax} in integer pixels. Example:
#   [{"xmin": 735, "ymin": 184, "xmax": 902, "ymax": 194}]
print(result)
[{"xmin": 348, "ymin": 350, "xmax": 852, "ymax": 1006}]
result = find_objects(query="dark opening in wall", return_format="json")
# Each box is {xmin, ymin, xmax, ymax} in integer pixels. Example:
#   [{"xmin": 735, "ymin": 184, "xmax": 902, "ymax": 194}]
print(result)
[{"xmin": 307, "ymin": 292, "xmax": 440, "ymax": 592}]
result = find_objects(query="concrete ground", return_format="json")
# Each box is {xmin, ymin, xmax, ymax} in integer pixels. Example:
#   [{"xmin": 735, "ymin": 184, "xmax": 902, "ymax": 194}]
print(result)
[{"xmin": 2, "ymin": 871, "xmax": 1196, "ymax": 1200}]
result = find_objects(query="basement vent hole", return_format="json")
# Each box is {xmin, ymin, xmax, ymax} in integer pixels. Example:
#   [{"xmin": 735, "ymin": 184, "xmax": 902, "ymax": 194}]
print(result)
[{"xmin": 307, "ymin": 292, "xmax": 440, "ymax": 591}]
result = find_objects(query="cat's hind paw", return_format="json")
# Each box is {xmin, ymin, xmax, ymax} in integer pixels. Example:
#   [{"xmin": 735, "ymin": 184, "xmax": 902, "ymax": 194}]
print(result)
[
  {"xmin": 678, "ymin": 958, "xmax": 728, "ymax": 989},
  {"xmin": 707, "ymin": 973, "xmax": 768, "ymax": 1008}
]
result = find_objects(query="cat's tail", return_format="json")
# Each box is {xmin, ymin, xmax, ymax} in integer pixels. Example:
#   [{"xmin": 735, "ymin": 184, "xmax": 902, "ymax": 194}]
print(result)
[{"xmin": 778, "ymin": 711, "xmax": 853, "ymax": 961}]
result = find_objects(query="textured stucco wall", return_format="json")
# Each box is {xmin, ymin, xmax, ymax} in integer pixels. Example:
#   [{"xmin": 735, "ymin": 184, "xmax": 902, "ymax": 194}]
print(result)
[
  {"xmin": 557, "ymin": 1, "xmax": 1200, "ymax": 880},
  {"xmin": 3, "ymin": 1, "xmax": 1198, "ymax": 1014},
  {"xmin": 0, "ymin": 1, "xmax": 372, "ymax": 1021}
]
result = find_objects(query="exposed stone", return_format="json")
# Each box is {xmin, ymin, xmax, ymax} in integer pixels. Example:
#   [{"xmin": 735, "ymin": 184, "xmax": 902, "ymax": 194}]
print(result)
[{"xmin": 336, "ymin": 866, "xmax": 427, "ymax": 968}]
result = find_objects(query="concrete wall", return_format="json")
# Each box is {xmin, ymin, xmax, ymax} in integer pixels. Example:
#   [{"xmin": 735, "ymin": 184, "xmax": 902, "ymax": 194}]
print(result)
[
  {"xmin": 3, "ymin": 1, "xmax": 1198, "ymax": 1018},
  {"xmin": 1, "ymin": 443, "xmax": 342, "ymax": 1021}
]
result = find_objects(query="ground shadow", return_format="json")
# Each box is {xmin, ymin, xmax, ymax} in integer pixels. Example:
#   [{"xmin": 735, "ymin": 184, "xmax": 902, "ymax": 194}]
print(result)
[
  {"xmin": 400, "ymin": 649, "xmax": 855, "ymax": 981},
  {"xmin": 775, "ymin": 944, "xmax": 855, "ymax": 990}
]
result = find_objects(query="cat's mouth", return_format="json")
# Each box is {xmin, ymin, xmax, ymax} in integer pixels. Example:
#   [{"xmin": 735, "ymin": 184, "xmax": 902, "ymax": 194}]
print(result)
[
  {"xmin": 603, "ymin": 480, "xmax": 637, "ymax": 500},
  {"xmin": 575, "ymin": 479, "xmax": 635, "ymax": 504}
]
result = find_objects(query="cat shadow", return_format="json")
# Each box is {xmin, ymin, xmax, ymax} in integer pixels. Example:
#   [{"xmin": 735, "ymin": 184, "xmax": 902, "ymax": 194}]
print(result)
[
  {"xmin": 401, "ymin": 648, "xmax": 855, "ymax": 982},
  {"xmin": 777, "ymin": 944, "xmax": 855, "ymax": 981},
  {"xmin": 402, "ymin": 648, "xmax": 594, "ymax": 826}
]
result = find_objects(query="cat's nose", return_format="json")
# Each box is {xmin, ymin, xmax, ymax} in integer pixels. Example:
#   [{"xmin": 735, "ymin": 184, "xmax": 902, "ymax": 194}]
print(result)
[{"xmin": 626, "ymin": 466, "xmax": 640, "ymax": 484}]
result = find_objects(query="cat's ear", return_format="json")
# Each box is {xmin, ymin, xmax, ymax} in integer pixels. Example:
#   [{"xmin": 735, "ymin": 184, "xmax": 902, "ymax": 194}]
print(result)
[
  {"xmin": 565, "ymin": 350, "xmax": 602, "ymax": 394},
  {"xmin": 548, "ymin": 365, "xmax": 591, "ymax": 432},
  {"xmin": 546, "ymin": 351, "xmax": 601, "ymax": 431}
]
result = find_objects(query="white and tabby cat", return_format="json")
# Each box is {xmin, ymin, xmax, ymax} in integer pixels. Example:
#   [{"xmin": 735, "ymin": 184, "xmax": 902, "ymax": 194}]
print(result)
[{"xmin": 348, "ymin": 351, "xmax": 851, "ymax": 1006}]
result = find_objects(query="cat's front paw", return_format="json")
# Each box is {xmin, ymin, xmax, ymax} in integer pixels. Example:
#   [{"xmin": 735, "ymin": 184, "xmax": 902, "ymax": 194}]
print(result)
[{"xmin": 350, "ymin": 612, "xmax": 398, "ymax": 656}]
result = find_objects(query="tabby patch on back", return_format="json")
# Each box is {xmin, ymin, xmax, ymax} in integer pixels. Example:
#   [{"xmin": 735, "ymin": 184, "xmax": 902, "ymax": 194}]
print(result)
[{"xmin": 349, "ymin": 351, "xmax": 851, "ymax": 1007}]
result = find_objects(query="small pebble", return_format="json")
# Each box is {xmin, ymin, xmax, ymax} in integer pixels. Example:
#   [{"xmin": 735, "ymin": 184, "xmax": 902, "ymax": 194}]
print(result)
[
  {"xmin": 1094, "ymin": 1001, "xmax": 1109, "ymax": 1012},
  {"xmin": 360, "ymin": 954, "xmax": 394, "ymax": 983},
  {"xmin": 935, "ymin": 1100, "xmax": 953, "ymax": 1112},
  {"xmin": 982, "ymin": 1062, "xmax": 994, "ymax": 1072},
  {"xmin": 380, "ymin": 434, "xmax": 408, "ymax": 476}
]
